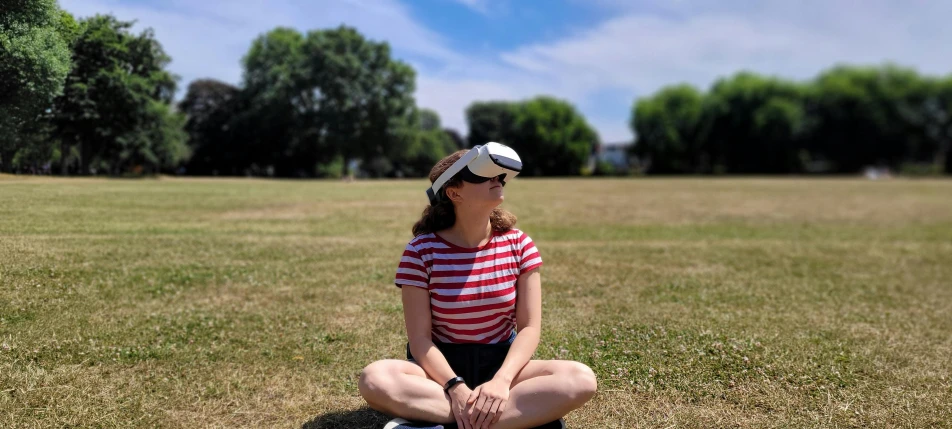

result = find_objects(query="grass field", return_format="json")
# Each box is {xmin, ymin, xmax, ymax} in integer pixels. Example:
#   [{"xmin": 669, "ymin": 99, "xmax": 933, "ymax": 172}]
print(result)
[{"xmin": 1, "ymin": 176, "xmax": 951, "ymax": 428}]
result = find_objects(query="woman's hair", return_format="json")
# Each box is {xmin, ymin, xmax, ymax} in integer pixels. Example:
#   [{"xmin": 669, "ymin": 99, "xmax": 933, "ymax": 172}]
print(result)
[{"xmin": 412, "ymin": 149, "xmax": 517, "ymax": 237}]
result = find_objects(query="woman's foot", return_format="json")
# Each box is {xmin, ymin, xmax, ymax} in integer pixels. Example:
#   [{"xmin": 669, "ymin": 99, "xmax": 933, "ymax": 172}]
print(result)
[
  {"xmin": 383, "ymin": 417, "xmax": 446, "ymax": 429},
  {"xmin": 532, "ymin": 418, "xmax": 566, "ymax": 428},
  {"xmin": 384, "ymin": 416, "xmax": 564, "ymax": 428}
]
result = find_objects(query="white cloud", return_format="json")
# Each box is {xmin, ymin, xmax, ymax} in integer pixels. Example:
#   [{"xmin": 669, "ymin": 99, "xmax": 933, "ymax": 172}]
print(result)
[
  {"xmin": 486, "ymin": 0, "xmax": 952, "ymax": 141},
  {"xmin": 57, "ymin": 0, "xmax": 952, "ymax": 144},
  {"xmin": 450, "ymin": 0, "xmax": 517, "ymax": 16},
  {"xmin": 413, "ymin": 74, "xmax": 550, "ymax": 135},
  {"xmin": 58, "ymin": 0, "xmax": 463, "ymax": 89},
  {"xmin": 505, "ymin": 0, "xmax": 952, "ymax": 91},
  {"xmin": 56, "ymin": 0, "xmax": 629, "ymax": 141},
  {"xmin": 452, "ymin": 0, "xmax": 490, "ymax": 14}
]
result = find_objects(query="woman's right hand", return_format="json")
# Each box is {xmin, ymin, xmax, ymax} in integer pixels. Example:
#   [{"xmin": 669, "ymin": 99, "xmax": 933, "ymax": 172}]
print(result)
[{"xmin": 447, "ymin": 383, "xmax": 474, "ymax": 429}]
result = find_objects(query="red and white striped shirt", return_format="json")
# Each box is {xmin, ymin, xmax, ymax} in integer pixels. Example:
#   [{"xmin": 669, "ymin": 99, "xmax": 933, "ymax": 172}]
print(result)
[{"xmin": 394, "ymin": 228, "xmax": 543, "ymax": 344}]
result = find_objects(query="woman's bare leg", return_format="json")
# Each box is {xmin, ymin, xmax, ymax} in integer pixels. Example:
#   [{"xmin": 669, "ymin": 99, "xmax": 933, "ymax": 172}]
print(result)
[
  {"xmin": 359, "ymin": 359, "xmax": 455, "ymax": 423},
  {"xmin": 489, "ymin": 360, "xmax": 597, "ymax": 429},
  {"xmin": 358, "ymin": 359, "xmax": 597, "ymax": 428}
]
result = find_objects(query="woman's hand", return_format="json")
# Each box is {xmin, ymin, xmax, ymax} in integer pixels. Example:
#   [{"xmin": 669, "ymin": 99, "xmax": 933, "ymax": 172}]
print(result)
[
  {"xmin": 447, "ymin": 383, "xmax": 475, "ymax": 429},
  {"xmin": 466, "ymin": 377, "xmax": 511, "ymax": 429}
]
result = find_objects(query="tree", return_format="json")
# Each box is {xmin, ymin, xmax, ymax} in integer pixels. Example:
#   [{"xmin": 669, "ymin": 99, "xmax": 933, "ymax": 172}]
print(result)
[
  {"xmin": 704, "ymin": 73, "xmax": 808, "ymax": 174},
  {"xmin": 303, "ymin": 25, "xmax": 417, "ymax": 177},
  {"xmin": 463, "ymin": 97, "xmax": 598, "ymax": 176},
  {"xmin": 465, "ymin": 101, "xmax": 519, "ymax": 147},
  {"xmin": 629, "ymin": 84, "xmax": 708, "ymax": 174},
  {"xmin": 395, "ymin": 109, "xmax": 458, "ymax": 177},
  {"xmin": 50, "ymin": 14, "xmax": 186, "ymax": 175},
  {"xmin": 0, "ymin": 0, "xmax": 74, "ymax": 171},
  {"xmin": 178, "ymin": 79, "xmax": 242, "ymax": 175},
  {"xmin": 629, "ymin": 65, "xmax": 952, "ymax": 176},
  {"xmin": 237, "ymin": 25, "xmax": 417, "ymax": 177},
  {"xmin": 443, "ymin": 128, "xmax": 465, "ymax": 150},
  {"xmin": 751, "ymin": 96, "xmax": 807, "ymax": 174},
  {"xmin": 933, "ymin": 77, "xmax": 952, "ymax": 174},
  {"xmin": 419, "ymin": 109, "xmax": 441, "ymax": 132},
  {"xmin": 239, "ymin": 27, "xmax": 309, "ymax": 176},
  {"xmin": 511, "ymin": 96, "xmax": 600, "ymax": 176},
  {"xmin": 809, "ymin": 64, "xmax": 926, "ymax": 173}
]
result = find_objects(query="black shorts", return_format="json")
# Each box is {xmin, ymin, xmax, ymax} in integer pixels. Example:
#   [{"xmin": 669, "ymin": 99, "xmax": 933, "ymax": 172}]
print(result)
[{"xmin": 406, "ymin": 332, "xmax": 516, "ymax": 389}]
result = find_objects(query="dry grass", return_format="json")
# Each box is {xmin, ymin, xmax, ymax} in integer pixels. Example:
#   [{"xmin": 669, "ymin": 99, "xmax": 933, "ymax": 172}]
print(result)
[{"xmin": 2, "ymin": 176, "xmax": 951, "ymax": 428}]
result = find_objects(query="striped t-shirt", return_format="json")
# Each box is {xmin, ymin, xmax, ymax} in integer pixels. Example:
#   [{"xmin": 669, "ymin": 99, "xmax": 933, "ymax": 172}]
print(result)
[{"xmin": 394, "ymin": 228, "xmax": 543, "ymax": 344}]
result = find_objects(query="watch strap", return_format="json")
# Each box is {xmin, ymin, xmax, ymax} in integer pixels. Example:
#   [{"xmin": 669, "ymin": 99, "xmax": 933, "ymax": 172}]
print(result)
[{"xmin": 443, "ymin": 376, "xmax": 465, "ymax": 392}]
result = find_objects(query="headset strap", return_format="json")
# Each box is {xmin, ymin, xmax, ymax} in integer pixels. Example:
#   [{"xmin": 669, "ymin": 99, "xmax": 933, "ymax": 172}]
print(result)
[{"xmin": 427, "ymin": 145, "xmax": 481, "ymax": 202}]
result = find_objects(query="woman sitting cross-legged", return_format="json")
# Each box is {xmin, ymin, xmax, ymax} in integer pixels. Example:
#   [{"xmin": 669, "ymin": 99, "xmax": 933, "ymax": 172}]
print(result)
[{"xmin": 358, "ymin": 146, "xmax": 597, "ymax": 429}]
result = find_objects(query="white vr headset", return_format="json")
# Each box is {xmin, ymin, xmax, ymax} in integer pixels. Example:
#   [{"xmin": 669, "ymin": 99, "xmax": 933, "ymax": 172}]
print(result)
[{"xmin": 426, "ymin": 142, "xmax": 522, "ymax": 205}]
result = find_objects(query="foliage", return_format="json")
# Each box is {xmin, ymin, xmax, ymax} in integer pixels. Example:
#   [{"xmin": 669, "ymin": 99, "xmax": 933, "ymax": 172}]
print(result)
[
  {"xmin": 630, "ymin": 84, "xmax": 708, "ymax": 174},
  {"xmin": 465, "ymin": 101, "xmax": 520, "ymax": 148},
  {"xmin": 631, "ymin": 66, "xmax": 952, "ymax": 175},
  {"xmin": 511, "ymin": 96, "xmax": 600, "ymax": 176},
  {"xmin": 45, "ymin": 14, "xmax": 182, "ymax": 175},
  {"xmin": 464, "ymin": 97, "xmax": 599, "ymax": 176},
  {"xmin": 3, "ymin": 178, "xmax": 952, "ymax": 427},
  {"xmin": 5, "ymin": 8, "xmax": 952, "ymax": 177},
  {"xmin": 0, "ymin": 0, "xmax": 73, "ymax": 169},
  {"xmin": 235, "ymin": 25, "xmax": 418, "ymax": 177},
  {"xmin": 177, "ymin": 79, "xmax": 242, "ymax": 175}
]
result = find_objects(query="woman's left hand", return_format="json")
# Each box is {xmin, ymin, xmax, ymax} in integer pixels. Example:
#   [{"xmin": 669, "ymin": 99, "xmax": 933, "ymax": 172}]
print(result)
[{"xmin": 466, "ymin": 377, "xmax": 510, "ymax": 429}]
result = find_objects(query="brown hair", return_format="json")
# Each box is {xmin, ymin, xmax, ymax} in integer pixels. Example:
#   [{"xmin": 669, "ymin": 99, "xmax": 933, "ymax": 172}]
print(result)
[{"xmin": 412, "ymin": 149, "xmax": 517, "ymax": 237}]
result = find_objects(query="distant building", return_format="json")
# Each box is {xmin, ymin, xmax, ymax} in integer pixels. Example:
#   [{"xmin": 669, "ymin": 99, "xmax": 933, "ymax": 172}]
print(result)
[{"xmin": 593, "ymin": 142, "xmax": 633, "ymax": 174}]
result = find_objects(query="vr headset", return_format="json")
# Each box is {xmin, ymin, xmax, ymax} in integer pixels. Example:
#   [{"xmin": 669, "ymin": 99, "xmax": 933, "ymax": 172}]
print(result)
[{"xmin": 426, "ymin": 142, "xmax": 522, "ymax": 205}]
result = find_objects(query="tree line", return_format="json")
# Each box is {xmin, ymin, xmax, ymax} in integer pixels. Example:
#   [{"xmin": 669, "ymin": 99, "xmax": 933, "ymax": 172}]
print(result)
[
  {"xmin": 632, "ymin": 68, "xmax": 952, "ymax": 175},
  {"xmin": 2, "ymin": 2, "xmax": 185, "ymax": 176},
  {"xmin": 3, "ymin": 1, "xmax": 951, "ymax": 177}
]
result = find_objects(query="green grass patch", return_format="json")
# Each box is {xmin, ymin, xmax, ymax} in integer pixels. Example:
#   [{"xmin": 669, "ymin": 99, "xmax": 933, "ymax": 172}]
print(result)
[{"xmin": 2, "ymin": 177, "xmax": 951, "ymax": 427}]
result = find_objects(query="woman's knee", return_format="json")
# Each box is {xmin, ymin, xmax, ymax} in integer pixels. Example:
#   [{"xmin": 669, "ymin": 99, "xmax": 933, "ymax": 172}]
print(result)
[
  {"xmin": 358, "ymin": 360, "xmax": 397, "ymax": 402},
  {"xmin": 565, "ymin": 361, "xmax": 598, "ymax": 402}
]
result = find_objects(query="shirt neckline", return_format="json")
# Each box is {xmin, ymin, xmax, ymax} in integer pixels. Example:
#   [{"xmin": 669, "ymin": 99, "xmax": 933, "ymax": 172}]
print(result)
[{"xmin": 433, "ymin": 229, "xmax": 497, "ymax": 252}]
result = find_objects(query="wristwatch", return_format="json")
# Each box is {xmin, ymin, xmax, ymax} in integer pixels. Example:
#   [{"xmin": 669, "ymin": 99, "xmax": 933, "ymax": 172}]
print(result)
[{"xmin": 443, "ymin": 376, "xmax": 465, "ymax": 392}]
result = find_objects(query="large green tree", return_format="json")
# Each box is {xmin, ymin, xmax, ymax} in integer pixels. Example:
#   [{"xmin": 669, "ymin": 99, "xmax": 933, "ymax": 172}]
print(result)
[
  {"xmin": 238, "ymin": 27, "xmax": 309, "ymax": 176},
  {"xmin": 629, "ymin": 65, "xmax": 952, "ymax": 176},
  {"xmin": 51, "ymin": 14, "xmax": 188, "ymax": 175},
  {"xmin": 395, "ymin": 108, "xmax": 459, "ymax": 177},
  {"xmin": 462, "ymin": 97, "xmax": 598, "ymax": 176},
  {"xmin": 443, "ymin": 128, "xmax": 465, "ymax": 150},
  {"xmin": 705, "ymin": 73, "xmax": 808, "ymax": 174},
  {"xmin": 0, "ymin": 0, "xmax": 75, "ymax": 171},
  {"xmin": 810, "ymin": 64, "xmax": 932, "ymax": 173},
  {"xmin": 237, "ymin": 25, "xmax": 417, "ymax": 177},
  {"xmin": 465, "ymin": 101, "xmax": 519, "ymax": 148},
  {"xmin": 303, "ymin": 25, "xmax": 417, "ymax": 176},
  {"xmin": 177, "ymin": 79, "xmax": 243, "ymax": 175},
  {"xmin": 630, "ymin": 84, "xmax": 709, "ymax": 174},
  {"xmin": 932, "ymin": 76, "xmax": 952, "ymax": 174},
  {"xmin": 511, "ymin": 96, "xmax": 600, "ymax": 176}
]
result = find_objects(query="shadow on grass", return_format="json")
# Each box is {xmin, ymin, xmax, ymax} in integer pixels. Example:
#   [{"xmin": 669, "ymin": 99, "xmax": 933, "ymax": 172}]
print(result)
[{"xmin": 302, "ymin": 406, "xmax": 392, "ymax": 429}]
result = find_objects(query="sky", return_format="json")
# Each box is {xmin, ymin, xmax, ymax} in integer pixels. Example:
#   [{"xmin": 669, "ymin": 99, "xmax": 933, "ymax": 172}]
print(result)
[{"xmin": 58, "ymin": 0, "xmax": 952, "ymax": 144}]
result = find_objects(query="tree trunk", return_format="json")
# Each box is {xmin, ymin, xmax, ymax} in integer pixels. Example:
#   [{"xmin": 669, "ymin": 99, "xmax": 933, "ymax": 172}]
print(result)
[
  {"xmin": 78, "ymin": 140, "xmax": 87, "ymax": 175},
  {"xmin": 60, "ymin": 140, "xmax": 69, "ymax": 175}
]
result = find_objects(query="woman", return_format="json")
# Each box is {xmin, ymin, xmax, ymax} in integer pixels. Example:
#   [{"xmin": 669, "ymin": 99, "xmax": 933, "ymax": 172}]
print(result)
[{"xmin": 358, "ymin": 147, "xmax": 597, "ymax": 429}]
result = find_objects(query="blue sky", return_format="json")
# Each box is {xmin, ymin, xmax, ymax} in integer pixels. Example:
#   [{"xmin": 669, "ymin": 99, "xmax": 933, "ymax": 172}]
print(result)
[{"xmin": 59, "ymin": 0, "xmax": 952, "ymax": 143}]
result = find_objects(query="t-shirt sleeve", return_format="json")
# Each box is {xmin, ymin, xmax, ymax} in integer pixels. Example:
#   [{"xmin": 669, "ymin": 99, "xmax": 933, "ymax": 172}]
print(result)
[
  {"xmin": 517, "ymin": 231, "xmax": 543, "ymax": 275},
  {"xmin": 395, "ymin": 242, "xmax": 429, "ymax": 289}
]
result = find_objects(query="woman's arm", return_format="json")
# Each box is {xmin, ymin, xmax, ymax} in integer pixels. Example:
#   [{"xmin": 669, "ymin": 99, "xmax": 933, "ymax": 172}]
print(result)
[
  {"xmin": 492, "ymin": 269, "xmax": 542, "ymax": 384},
  {"xmin": 404, "ymin": 285, "xmax": 475, "ymax": 428},
  {"xmin": 402, "ymin": 285, "xmax": 460, "ymax": 387},
  {"xmin": 463, "ymin": 269, "xmax": 543, "ymax": 428}
]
